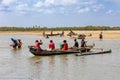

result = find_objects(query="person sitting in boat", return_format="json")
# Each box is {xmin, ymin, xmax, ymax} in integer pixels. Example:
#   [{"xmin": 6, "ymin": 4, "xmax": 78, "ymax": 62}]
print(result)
[
  {"xmin": 39, "ymin": 39, "xmax": 43, "ymax": 50},
  {"xmin": 73, "ymin": 39, "xmax": 79, "ymax": 48},
  {"xmin": 81, "ymin": 38, "xmax": 87, "ymax": 47},
  {"xmin": 17, "ymin": 39, "xmax": 22, "ymax": 48},
  {"xmin": 70, "ymin": 39, "xmax": 79, "ymax": 50},
  {"xmin": 33, "ymin": 40, "xmax": 43, "ymax": 51},
  {"xmin": 62, "ymin": 40, "xmax": 68, "ymax": 50},
  {"xmin": 49, "ymin": 40, "xmax": 55, "ymax": 50}
]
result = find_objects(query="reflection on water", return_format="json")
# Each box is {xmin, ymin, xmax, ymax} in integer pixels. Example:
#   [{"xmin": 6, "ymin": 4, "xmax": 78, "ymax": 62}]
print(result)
[{"xmin": 0, "ymin": 34, "xmax": 120, "ymax": 80}]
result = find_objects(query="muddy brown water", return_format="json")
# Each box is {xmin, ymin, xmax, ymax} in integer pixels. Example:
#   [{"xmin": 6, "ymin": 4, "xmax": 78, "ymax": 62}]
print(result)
[{"xmin": 0, "ymin": 34, "xmax": 120, "ymax": 80}]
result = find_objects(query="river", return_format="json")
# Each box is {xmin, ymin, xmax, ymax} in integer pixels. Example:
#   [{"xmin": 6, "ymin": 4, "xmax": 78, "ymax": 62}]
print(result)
[{"xmin": 0, "ymin": 34, "xmax": 120, "ymax": 80}]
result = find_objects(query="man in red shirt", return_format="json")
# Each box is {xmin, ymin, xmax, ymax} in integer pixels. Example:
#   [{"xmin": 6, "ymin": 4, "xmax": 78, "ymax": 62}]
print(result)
[
  {"xmin": 62, "ymin": 40, "xmax": 68, "ymax": 50},
  {"xmin": 49, "ymin": 40, "xmax": 55, "ymax": 50}
]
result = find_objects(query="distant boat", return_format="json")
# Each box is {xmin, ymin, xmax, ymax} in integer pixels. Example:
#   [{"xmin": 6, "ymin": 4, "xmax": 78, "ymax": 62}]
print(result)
[
  {"xmin": 72, "ymin": 34, "xmax": 92, "ymax": 39},
  {"xmin": 44, "ymin": 31, "xmax": 64, "ymax": 38},
  {"xmin": 67, "ymin": 30, "xmax": 92, "ymax": 39}
]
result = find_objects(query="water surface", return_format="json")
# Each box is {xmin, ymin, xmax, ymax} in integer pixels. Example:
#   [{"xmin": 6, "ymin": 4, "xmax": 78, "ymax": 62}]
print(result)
[{"xmin": 0, "ymin": 34, "xmax": 120, "ymax": 80}]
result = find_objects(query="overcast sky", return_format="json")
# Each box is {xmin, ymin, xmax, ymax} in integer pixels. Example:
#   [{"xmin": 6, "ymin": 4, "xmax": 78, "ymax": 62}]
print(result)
[{"xmin": 0, "ymin": 0, "xmax": 120, "ymax": 27}]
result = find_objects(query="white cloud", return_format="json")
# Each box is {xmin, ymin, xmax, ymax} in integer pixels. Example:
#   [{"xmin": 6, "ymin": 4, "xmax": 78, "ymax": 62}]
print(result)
[
  {"xmin": 15, "ymin": 3, "xmax": 29, "ymax": 11},
  {"xmin": 106, "ymin": 9, "xmax": 120, "ymax": 15},
  {"xmin": 1, "ymin": 0, "xmax": 120, "ymax": 15},
  {"xmin": 79, "ymin": 1, "xmax": 96, "ymax": 5},
  {"xmin": 14, "ymin": 3, "xmax": 32, "ymax": 15},
  {"xmin": 106, "ymin": 10, "xmax": 113, "ymax": 14},
  {"xmin": 44, "ymin": 0, "xmax": 54, "ymax": 6},
  {"xmin": 92, "ymin": 4, "xmax": 104, "ymax": 12},
  {"xmin": 58, "ymin": 0, "xmax": 77, "ymax": 5},
  {"xmin": 34, "ymin": 1, "xmax": 43, "ymax": 8},
  {"xmin": 105, "ymin": 0, "xmax": 120, "ymax": 3},
  {"xmin": 37, "ymin": 9, "xmax": 55, "ymax": 14},
  {"xmin": 1, "ymin": 0, "xmax": 16, "ymax": 5},
  {"xmin": 78, "ymin": 7, "xmax": 90, "ymax": 13},
  {"xmin": 34, "ymin": 0, "xmax": 78, "ymax": 8}
]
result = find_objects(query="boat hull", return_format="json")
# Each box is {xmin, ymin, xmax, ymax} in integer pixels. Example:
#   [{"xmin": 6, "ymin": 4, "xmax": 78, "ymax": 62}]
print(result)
[
  {"xmin": 29, "ymin": 47, "xmax": 91, "ymax": 56},
  {"xmin": 30, "ymin": 49, "xmax": 79, "ymax": 56}
]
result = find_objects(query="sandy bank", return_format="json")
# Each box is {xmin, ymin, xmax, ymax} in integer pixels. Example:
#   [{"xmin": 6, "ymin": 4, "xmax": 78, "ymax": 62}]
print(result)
[{"xmin": 0, "ymin": 30, "xmax": 120, "ymax": 39}]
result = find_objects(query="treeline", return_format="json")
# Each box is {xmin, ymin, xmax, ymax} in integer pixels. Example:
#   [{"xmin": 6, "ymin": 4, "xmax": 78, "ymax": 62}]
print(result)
[{"xmin": 0, "ymin": 26, "xmax": 120, "ymax": 31}]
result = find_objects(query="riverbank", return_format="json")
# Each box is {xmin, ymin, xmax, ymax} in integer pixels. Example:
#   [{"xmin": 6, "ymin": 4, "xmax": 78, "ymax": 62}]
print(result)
[{"xmin": 0, "ymin": 30, "xmax": 120, "ymax": 39}]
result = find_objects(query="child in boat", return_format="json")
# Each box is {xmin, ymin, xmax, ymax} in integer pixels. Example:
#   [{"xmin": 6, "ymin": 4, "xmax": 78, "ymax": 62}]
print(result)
[
  {"xmin": 62, "ymin": 40, "xmax": 68, "ymax": 50},
  {"xmin": 49, "ymin": 40, "xmax": 55, "ymax": 50},
  {"xmin": 18, "ymin": 39, "xmax": 22, "ymax": 48}
]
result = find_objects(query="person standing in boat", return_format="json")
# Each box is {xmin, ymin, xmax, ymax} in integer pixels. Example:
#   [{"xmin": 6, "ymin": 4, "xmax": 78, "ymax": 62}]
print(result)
[
  {"xmin": 43, "ymin": 31, "xmax": 45, "ymax": 37},
  {"xmin": 49, "ymin": 40, "xmax": 55, "ymax": 50},
  {"xmin": 17, "ymin": 39, "xmax": 22, "ymax": 48},
  {"xmin": 62, "ymin": 40, "xmax": 68, "ymax": 50},
  {"xmin": 51, "ymin": 31, "xmax": 53, "ymax": 36},
  {"xmin": 81, "ymin": 38, "xmax": 87, "ymax": 47}
]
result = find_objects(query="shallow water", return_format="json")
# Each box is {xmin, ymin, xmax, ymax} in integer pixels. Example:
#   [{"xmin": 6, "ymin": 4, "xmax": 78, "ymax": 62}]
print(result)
[{"xmin": 0, "ymin": 34, "xmax": 120, "ymax": 80}]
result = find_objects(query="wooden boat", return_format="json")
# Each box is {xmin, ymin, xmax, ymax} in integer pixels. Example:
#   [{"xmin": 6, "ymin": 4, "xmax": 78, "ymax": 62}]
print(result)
[
  {"xmin": 67, "ymin": 30, "xmax": 92, "ymax": 39},
  {"xmin": 45, "ymin": 33, "xmax": 61, "ymax": 36},
  {"xmin": 44, "ymin": 32, "xmax": 64, "ymax": 38},
  {"xmin": 76, "ymin": 49, "xmax": 111, "ymax": 56},
  {"xmin": 70, "ymin": 34, "xmax": 92, "ymax": 39},
  {"xmin": 28, "ymin": 46, "xmax": 93, "ymax": 56}
]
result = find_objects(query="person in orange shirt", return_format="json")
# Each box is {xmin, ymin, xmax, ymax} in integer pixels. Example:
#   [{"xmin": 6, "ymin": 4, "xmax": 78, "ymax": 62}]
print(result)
[
  {"xmin": 62, "ymin": 40, "xmax": 68, "ymax": 50},
  {"xmin": 18, "ymin": 39, "xmax": 22, "ymax": 48},
  {"xmin": 49, "ymin": 40, "xmax": 55, "ymax": 50}
]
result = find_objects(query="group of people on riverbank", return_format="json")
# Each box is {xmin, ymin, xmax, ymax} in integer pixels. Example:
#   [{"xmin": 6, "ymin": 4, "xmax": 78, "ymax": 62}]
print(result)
[{"xmin": 31, "ymin": 37, "xmax": 87, "ymax": 52}]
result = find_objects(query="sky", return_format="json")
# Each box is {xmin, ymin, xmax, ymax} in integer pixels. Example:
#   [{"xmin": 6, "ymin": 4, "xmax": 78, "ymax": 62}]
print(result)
[{"xmin": 0, "ymin": 0, "xmax": 120, "ymax": 27}]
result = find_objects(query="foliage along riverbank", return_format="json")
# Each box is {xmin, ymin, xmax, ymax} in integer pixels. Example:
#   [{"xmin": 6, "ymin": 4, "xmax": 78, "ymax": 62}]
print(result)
[{"xmin": 0, "ymin": 26, "xmax": 120, "ymax": 31}]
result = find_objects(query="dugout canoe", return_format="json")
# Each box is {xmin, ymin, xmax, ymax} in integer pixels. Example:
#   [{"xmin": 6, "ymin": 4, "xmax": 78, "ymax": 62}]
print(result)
[
  {"xmin": 28, "ymin": 46, "xmax": 92, "ymax": 56},
  {"xmin": 76, "ymin": 49, "xmax": 112, "ymax": 56}
]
